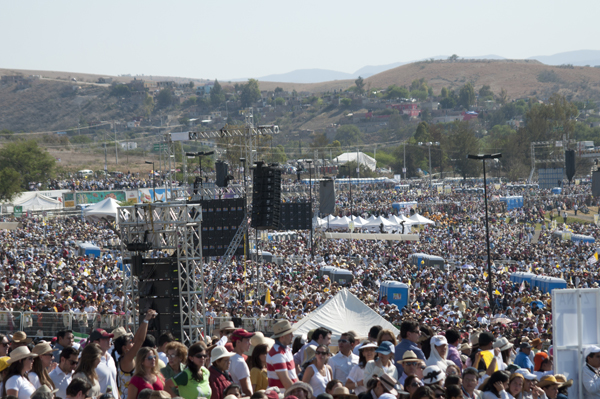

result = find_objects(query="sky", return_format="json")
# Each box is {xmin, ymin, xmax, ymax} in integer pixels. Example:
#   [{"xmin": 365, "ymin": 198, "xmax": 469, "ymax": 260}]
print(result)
[{"xmin": 2, "ymin": 0, "xmax": 598, "ymax": 81}]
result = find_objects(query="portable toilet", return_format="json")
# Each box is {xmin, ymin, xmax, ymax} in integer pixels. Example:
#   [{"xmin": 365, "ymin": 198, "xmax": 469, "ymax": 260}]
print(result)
[
  {"xmin": 78, "ymin": 242, "xmax": 101, "ymax": 258},
  {"xmin": 552, "ymin": 187, "xmax": 562, "ymax": 195},
  {"xmin": 332, "ymin": 269, "xmax": 354, "ymax": 286},
  {"xmin": 572, "ymin": 234, "xmax": 595, "ymax": 244},
  {"xmin": 380, "ymin": 281, "xmax": 410, "ymax": 310},
  {"xmin": 510, "ymin": 272, "xmax": 521, "ymax": 284},
  {"xmin": 531, "ymin": 275, "xmax": 544, "ymax": 290},
  {"xmin": 318, "ymin": 266, "xmax": 338, "ymax": 280},
  {"xmin": 547, "ymin": 277, "xmax": 567, "ymax": 293},
  {"xmin": 425, "ymin": 255, "xmax": 446, "ymax": 270},
  {"xmin": 409, "ymin": 253, "xmax": 428, "ymax": 268},
  {"xmin": 520, "ymin": 272, "xmax": 536, "ymax": 285}
]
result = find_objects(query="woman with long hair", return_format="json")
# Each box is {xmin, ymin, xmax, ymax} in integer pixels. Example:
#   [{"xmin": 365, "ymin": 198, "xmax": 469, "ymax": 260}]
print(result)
[
  {"xmin": 3, "ymin": 346, "xmax": 37, "ymax": 399},
  {"xmin": 29, "ymin": 341, "xmax": 56, "ymax": 390},
  {"xmin": 247, "ymin": 344, "xmax": 269, "ymax": 392},
  {"xmin": 73, "ymin": 343, "xmax": 103, "ymax": 398},
  {"xmin": 127, "ymin": 347, "xmax": 164, "ymax": 399},
  {"xmin": 346, "ymin": 343, "xmax": 377, "ymax": 395},
  {"xmin": 376, "ymin": 329, "xmax": 398, "ymax": 346},
  {"xmin": 302, "ymin": 344, "xmax": 333, "ymax": 397},
  {"xmin": 112, "ymin": 310, "xmax": 157, "ymax": 399},
  {"xmin": 506, "ymin": 373, "xmax": 524, "ymax": 399},
  {"xmin": 165, "ymin": 342, "xmax": 211, "ymax": 399},
  {"xmin": 479, "ymin": 370, "xmax": 510, "ymax": 399}
]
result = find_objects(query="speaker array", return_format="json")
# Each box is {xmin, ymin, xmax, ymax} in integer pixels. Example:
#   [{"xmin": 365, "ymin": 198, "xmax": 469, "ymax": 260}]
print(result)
[
  {"xmin": 279, "ymin": 202, "xmax": 312, "ymax": 230},
  {"xmin": 193, "ymin": 198, "xmax": 245, "ymax": 257},
  {"xmin": 251, "ymin": 162, "xmax": 281, "ymax": 230}
]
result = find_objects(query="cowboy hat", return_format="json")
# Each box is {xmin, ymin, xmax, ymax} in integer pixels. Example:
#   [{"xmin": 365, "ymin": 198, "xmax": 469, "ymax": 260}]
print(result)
[
  {"xmin": 493, "ymin": 337, "xmax": 513, "ymax": 352},
  {"xmin": 210, "ymin": 346, "xmax": 235, "ymax": 364},
  {"xmin": 378, "ymin": 374, "xmax": 399, "ymax": 396},
  {"xmin": 219, "ymin": 321, "xmax": 236, "ymax": 333},
  {"xmin": 32, "ymin": 341, "xmax": 54, "ymax": 356},
  {"xmin": 332, "ymin": 386, "xmax": 358, "ymax": 399},
  {"xmin": 271, "ymin": 320, "xmax": 296, "ymax": 338},
  {"xmin": 9, "ymin": 331, "xmax": 32, "ymax": 344},
  {"xmin": 538, "ymin": 375, "xmax": 562, "ymax": 388},
  {"xmin": 554, "ymin": 374, "xmax": 573, "ymax": 388},
  {"xmin": 7, "ymin": 346, "xmax": 37, "ymax": 364},
  {"xmin": 112, "ymin": 327, "xmax": 133, "ymax": 341}
]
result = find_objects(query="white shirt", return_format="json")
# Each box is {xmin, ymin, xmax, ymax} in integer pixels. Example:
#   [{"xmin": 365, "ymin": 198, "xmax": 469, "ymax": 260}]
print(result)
[
  {"xmin": 229, "ymin": 353, "xmax": 250, "ymax": 385},
  {"xmin": 329, "ymin": 351, "xmax": 359, "ymax": 383},
  {"xmin": 49, "ymin": 367, "xmax": 74, "ymax": 399},
  {"xmin": 5, "ymin": 375, "xmax": 36, "ymax": 399},
  {"xmin": 96, "ymin": 352, "xmax": 118, "ymax": 393},
  {"xmin": 158, "ymin": 351, "xmax": 168, "ymax": 366}
]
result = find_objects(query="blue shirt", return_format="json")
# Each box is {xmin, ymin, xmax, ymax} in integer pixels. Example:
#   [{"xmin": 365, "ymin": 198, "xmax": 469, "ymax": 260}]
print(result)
[
  {"xmin": 395, "ymin": 339, "xmax": 426, "ymax": 376},
  {"xmin": 514, "ymin": 351, "xmax": 534, "ymax": 372}
]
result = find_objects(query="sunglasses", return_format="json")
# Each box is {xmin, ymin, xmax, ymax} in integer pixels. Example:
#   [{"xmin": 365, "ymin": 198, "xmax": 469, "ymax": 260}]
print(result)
[
  {"xmin": 194, "ymin": 354, "xmax": 208, "ymax": 359},
  {"xmin": 405, "ymin": 362, "xmax": 419, "ymax": 366},
  {"xmin": 338, "ymin": 339, "xmax": 349, "ymax": 344},
  {"xmin": 69, "ymin": 360, "xmax": 79, "ymax": 366},
  {"xmin": 146, "ymin": 356, "xmax": 156, "ymax": 361},
  {"xmin": 316, "ymin": 351, "xmax": 329, "ymax": 356}
]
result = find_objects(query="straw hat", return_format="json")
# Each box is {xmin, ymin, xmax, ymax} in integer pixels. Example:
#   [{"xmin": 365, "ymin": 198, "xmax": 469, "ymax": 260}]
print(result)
[
  {"xmin": 302, "ymin": 345, "xmax": 318, "ymax": 366},
  {"xmin": 219, "ymin": 321, "xmax": 236, "ymax": 333},
  {"xmin": 9, "ymin": 331, "xmax": 32, "ymax": 344},
  {"xmin": 271, "ymin": 320, "xmax": 296, "ymax": 338},
  {"xmin": 112, "ymin": 327, "xmax": 133, "ymax": 341},
  {"xmin": 7, "ymin": 346, "xmax": 37, "ymax": 364},
  {"xmin": 332, "ymin": 386, "xmax": 358, "ymax": 399},
  {"xmin": 210, "ymin": 346, "xmax": 235, "ymax": 364},
  {"xmin": 32, "ymin": 341, "xmax": 54, "ymax": 356},
  {"xmin": 554, "ymin": 374, "xmax": 573, "ymax": 388},
  {"xmin": 397, "ymin": 350, "xmax": 425, "ymax": 365},
  {"xmin": 493, "ymin": 337, "xmax": 513, "ymax": 352},
  {"xmin": 538, "ymin": 375, "xmax": 562, "ymax": 388},
  {"xmin": 33, "ymin": 385, "xmax": 58, "ymax": 396}
]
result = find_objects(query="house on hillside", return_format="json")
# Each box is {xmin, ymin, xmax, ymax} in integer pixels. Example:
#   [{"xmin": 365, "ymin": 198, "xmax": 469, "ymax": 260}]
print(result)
[
  {"xmin": 120, "ymin": 142, "xmax": 138, "ymax": 150},
  {"xmin": 1, "ymin": 75, "xmax": 25, "ymax": 84},
  {"xmin": 388, "ymin": 103, "xmax": 420, "ymax": 117},
  {"xmin": 98, "ymin": 77, "xmax": 113, "ymax": 84}
]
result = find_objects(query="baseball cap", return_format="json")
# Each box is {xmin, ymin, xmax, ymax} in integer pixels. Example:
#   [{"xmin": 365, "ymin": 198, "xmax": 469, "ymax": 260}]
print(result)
[
  {"xmin": 375, "ymin": 341, "xmax": 395, "ymax": 355},
  {"xmin": 515, "ymin": 368, "xmax": 537, "ymax": 381},
  {"xmin": 584, "ymin": 346, "xmax": 600, "ymax": 359},
  {"xmin": 478, "ymin": 332, "xmax": 495, "ymax": 347},
  {"xmin": 89, "ymin": 328, "xmax": 114, "ymax": 342},
  {"xmin": 230, "ymin": 328, "xmax": 255, "ymax": 343}
]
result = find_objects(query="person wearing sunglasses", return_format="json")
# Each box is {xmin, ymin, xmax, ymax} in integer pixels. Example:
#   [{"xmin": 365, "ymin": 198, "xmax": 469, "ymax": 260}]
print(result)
[
  {"xmin": 398, "ymin": 350, "xmax": 426, "ymax": 386},
  {"xmin": 330, "ymin": 333, "xmax": 359, "ymax": 385},
  {"xmin": 49, "ymin": 347, "xmax": 79, "ymax": 399},
  {"xmin": 405, "ymin": 375, "xmax": 424, "ymax": 398},
  {"xmin": 302, "ymin": 344, "xmax": 333, "ymax": 397},
  {"xmin": 127, "ymin": 347, "xmax": 165, "ymax": 399},
  {"xmin": 165, "ymin": 342, "xmax": 211, "ymax": 399}
]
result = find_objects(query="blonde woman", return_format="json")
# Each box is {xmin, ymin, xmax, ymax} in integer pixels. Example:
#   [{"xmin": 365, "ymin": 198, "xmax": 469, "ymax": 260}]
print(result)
[
  {"xmin": 127, "ymin": 347, "xmax": 164, "ymax": 399},
  {"xmin": 73, "ymin": 343, "xmax": 103, "ymax": 398}
]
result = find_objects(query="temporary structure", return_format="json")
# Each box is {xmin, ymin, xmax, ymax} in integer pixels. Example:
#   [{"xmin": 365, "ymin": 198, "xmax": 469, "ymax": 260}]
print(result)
[
  {"xmin": 362, "ymin": 216, "xmax": 399, "ymax": 232},
  {"xmin": 83, "ymin": 198, "xmax": 120, "ymax": 221},
  {"xmin": 333, "ymin": 152, "xmax": 377, "ymax": 171},
  {"xmin": 292, "ymin": 288, "xmax": 399, "ymax": 343},
  {"xmin": 14, "ymin": 193, "xmax": 62, "ymax": 211},
  {"xmin": 408, "ymin": 213, "xmax": 435, "ymax": 225}
]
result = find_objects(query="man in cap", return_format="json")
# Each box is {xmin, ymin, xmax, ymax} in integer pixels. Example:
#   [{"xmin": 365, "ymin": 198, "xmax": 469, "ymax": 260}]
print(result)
[
  {"xmin": 88, "ymin": 328, "xmax": 117, "ymax": 394},
  {"xmin": 229, "ymin": 328, "xmax": 255, "ymax": 396},
  {"xmin": 515, "ymin": 342, "xmax": 535, "ymax": 372},
  {"xmin": 583, "ymin": 346, "xmax": 600, "ymax": 399},
  {"xmin": 329, "ymin": 332, "xmax": 359, "ymax": 384},
  {"xmin": 267, "ymin": 320, "xmax": 298, "ymax": 390},
  {"xmin": 516, "ymin": 368, "xmax": 543, "ymax": 399}
]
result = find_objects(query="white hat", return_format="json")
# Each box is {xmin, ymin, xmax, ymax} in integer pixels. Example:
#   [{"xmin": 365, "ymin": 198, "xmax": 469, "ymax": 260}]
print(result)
[
  {"xmin": 584, "ymin": 346, "xmax": 600, "ymax": 360},
  {"xmin": 431, "ymin": 335, "xmax": 448, "ymax": 346},
  {"xmin": 210, "ymin": 346, "xmax": 235, "ymax": 364},
  {"xmin": 423, "ymin": 365, "xmax": 445, "ymax": 384},
  {"xmin": 515, "ymin": 368, "xmax": 537, "ymax": 381}
]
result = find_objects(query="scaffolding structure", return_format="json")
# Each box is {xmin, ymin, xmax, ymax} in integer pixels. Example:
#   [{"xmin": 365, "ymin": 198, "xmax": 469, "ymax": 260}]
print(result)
[{"xmin": 119, "ymin": 202, "xmax": 204, "ymax": 345}]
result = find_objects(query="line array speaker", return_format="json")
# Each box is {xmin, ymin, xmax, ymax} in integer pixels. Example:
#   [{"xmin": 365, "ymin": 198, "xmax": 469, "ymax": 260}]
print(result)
[{"xmin": 251, "ymin": 162, "xmax": 281, "ymax": 230}]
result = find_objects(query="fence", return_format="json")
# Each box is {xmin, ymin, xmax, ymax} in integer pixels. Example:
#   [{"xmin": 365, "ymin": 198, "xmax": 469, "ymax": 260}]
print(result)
[
  {"xmin": 206, "ymin": 317, "xmax": 279, "ymax": 338},
  {"xmin": 0, "ymin": 312, "xmax": 129, "ymax": 339}
]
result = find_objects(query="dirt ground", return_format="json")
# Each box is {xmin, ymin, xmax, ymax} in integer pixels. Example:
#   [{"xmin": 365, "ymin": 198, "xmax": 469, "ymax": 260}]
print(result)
[{"xmin": 48, "ymin": 147, "xmax": 162, "ymax": 174}]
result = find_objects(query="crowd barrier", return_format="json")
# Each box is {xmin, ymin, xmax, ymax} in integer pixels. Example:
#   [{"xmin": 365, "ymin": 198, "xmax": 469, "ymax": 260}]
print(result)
[
  {"xmin": 0, "ymin": 312, "xmax": 128, "ymax": 339},
  {"xmin": 206, "ymin": 316, "xmax": 279, "ymax": 338}
]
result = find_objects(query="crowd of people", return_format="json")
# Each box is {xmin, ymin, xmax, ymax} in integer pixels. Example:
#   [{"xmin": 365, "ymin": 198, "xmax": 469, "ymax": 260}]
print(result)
[{"xmin": 0, "ymin": 180, "xmax": 598, "ymax": 399}]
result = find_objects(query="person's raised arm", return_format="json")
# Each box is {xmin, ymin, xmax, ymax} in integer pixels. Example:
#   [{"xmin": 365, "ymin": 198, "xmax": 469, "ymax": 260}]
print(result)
[{"xmin": 121, "ymin": 310, "xmax": 157, "ymax": 372}]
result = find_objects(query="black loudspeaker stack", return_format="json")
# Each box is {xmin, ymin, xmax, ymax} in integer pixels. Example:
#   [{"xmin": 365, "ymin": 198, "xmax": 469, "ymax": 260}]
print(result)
[
  {"xmin": 133, "ymin": 256, "xmax": 182, "ymax": 341},
  {"xmin": 188, "ymin": 198, "xmax": 245, "ymax": 257},
  {"xmin": 251, "ymin": 162, "xmax": 281, "ymax": 230},
  {"xmin": 565, "ymin": 150, "xmax": 575, "ymax": 183},
  {"xmin": 279, "ymin": 202, "xmax": 312, "ymax": 230}
]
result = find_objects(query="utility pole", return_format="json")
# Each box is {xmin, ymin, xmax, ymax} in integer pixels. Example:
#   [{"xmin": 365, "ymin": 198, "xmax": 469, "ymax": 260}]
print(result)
[
  {"xmin": 114, "ymin": 121, "xmax": 118, "ymax": 165},
  {"xmin": 403, "ymin": 141, "xmax": 406, "ymax": 180}
]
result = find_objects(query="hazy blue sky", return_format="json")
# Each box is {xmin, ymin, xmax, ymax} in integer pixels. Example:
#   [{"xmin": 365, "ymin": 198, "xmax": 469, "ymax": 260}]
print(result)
[{"xmin": 2, "ymin": 0, "xmax": 597, "ymax": 80}]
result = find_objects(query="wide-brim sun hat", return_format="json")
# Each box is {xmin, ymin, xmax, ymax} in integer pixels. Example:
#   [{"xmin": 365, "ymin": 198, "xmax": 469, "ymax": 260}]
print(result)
[
  {"xmin": 210, "ymin": 345, "xmax": 235, "ymax": 364},
  {"xmin": 271, "ymin": 320, "xmax": 296, "ymax": 338},
  {"xmin": 8, "ymin": 346, "xmax": 37, "ymax": 364},
  {"xmin": 32, "ymin": 341, "xmax": 54, "ymax": 356},
  {"xmin": 538, "ymin": 375, "xmax": 562, "ymax": 388}
]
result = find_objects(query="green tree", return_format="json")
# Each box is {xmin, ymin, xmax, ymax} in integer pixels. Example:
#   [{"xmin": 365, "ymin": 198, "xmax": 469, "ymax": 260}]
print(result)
[
  {"xmin": 448, "ymin": 54, "xmax": 459, "ymax": 62},
  {"xmin": 143, "ymin": 94, "xmax": 154, "ymax": 117},
  {"xmin": 110, "ymin": 84, "xmax": 131, "ymax": 97},
  {"xmin": 0, "ymin": 140, "xmax": 55, "ymax": 189},
  {"xmin": 274, "ymin": 87, "xmax": 284, "ymax": 93},
  {"xmin": 156, "ymin": 89, "xmax": 173, "ymax": 108},
  {"xmin": 414, "ymin": 122, "xmax": 430, "ymax": 142},
  {"xmin": 270, "ymin": 145, "xmax": 287, "ymax": 163},
  {"xmin": 385, "ymin": 85, "xmax": 410, "ymax": 99},
  {"xmin": 70, "ymin": 135, "xmax": 92, "ymax": 144},
  {"xmin": 498, "ymin": 88, "xmax": 509, "ymax": 105},
  {"xmin": 210, "ymin": 79, "xmax": 225, "ymax": 107},
  {"xmin": 479, "ymin": 85, "xmax": 494, "ymax": 100},
  {"xmin": 274, "ymin": 97, "xmax": 285, "ymax": 106},
  {"xmin": 355, "ymin": 76, "xmax": 365, "ymax": 94},
  {"xmin": 0, "ymin": 129, "xmax": 14, "ymax": 140},
  {"xmin": 0, "ymin": 168, "xmax": 22, "ymax": 201},
  {"xmin": 448, "ymin": 122, "xmax": 480, "ymax": 179},
  {"xmin": 310, "ymin": 133, "xmax": 329, "ymax": 149},
  {"xmin": 240, "ymin": 79, "xmax": 261, "ymax": 107},
  {"xmin": 189, "ymin": 81, "xmax": 194, "ymax": 88},
  {"xmin": 458, "ymin": 83, "xmax": 475, "ymax": 108},
  {"xmin": 441, "ymin": 87, "xmax": 449, "ymax": 98},
  {"xmin": 340, "ymin": 98, "xmax": 352, "ymax": 108},
  {"xmin": 334, "ymin": 125, "xmax": 363, "ymax": 146}
]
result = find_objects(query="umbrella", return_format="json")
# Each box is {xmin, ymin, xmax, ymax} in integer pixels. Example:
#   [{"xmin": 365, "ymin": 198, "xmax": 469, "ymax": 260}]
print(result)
[
  {"xmin": 492, "ymin": 317, "xmax": 513, "ymax": 325},
  {"xmin": 531, "ymin": 300, "xmax": 545, "ymax": 309}
]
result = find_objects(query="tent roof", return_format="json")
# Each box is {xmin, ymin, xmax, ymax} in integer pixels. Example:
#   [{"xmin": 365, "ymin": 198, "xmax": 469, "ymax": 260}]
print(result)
[
  {"xmin": 292, "ymin": 288, "xmax": 399, "ymax": 343},
  {"xmin": 15, "ymin": 193, "xmax": 61, "ymax": 211},
  {"xmin": 83, "ymin": 198, "xmax": 120, "ymax": 221},
  {"xmin": 333, "ymin": 152, "xmax": 377, "ymax": 171},
  {"xmin": 408, "ymin": 213, "xmax": 435, "ymax": 225}
]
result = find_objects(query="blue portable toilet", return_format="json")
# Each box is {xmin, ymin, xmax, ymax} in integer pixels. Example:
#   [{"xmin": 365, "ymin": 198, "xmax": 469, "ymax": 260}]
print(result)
[
  {"xmin": 520, "ymin": 272, "xmax": 536, "ymax": 285},
  {"xmin": 380, "ymin": 281, "xmax": 410, "ymax": 310},
  {"xmin": 571, "ymin": 234, "xmax": 595, "ymax": 244},
  {"xmin": 547, "ymin": 277, "xmax": 567, "ymax": 293},
  {"xmin": 531, "ymin": 275, "xmax": 541, "ymax": 290},
  {"xmin": 552, "ymin": 187, "xmax": 562, "ymax": 195},
  {"xmin": 510, "ymin": 272, "xmax": 522, "ymax": 284},
  {"xmin": 78, "ymin": 242, "xmax": 101, "ymax": 258}
]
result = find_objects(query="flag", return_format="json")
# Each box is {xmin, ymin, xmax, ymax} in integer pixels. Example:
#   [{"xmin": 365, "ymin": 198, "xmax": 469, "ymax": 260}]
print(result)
[
  {"xmin": 495, "ymin": 289, "xmax": 501, "ymax": 296},
  {"xmin": 588, "ymin": 255, "xmax": 598, "ymax": 265},
  {"xmin": 519, "ymin": 281, "xmax": 526, "ymax": 292},
  {"xmin": 265, "ymin": 288, "xmax": 271, "ymax": 304},
  {"xmin": 484, "ymin": 272, "xmax": 488, "ymax": 278}
]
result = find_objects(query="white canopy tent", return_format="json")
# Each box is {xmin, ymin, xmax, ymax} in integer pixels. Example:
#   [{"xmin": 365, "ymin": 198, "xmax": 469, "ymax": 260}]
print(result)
[
  {"xmin": 349, "ymin": 215, "xmax": 369, "ymax": 227},
  {"xmin": 14, "ymin": 193, "xmax": 62, "ymax": 211},
  {"xmin": 408, "ymin": 213, "xmax": 435, "ymax": 225},
  {"xmin": 362, "ymin": 216, "xmax": 399, "ymax": 232},
  {"xmin": 329, "ymin": 216, "xmax": 352, "ymax": 229},
  {"xmin": 83, "ymin": 198, "xmax": 121, "ymax": 221},
  {"xmin": 333, "ymin": 152, "xmax": 377, "ymax": 171},
  {"xmin": 292, "ymin": 288, "xmax": 399, "ymax": 343}
]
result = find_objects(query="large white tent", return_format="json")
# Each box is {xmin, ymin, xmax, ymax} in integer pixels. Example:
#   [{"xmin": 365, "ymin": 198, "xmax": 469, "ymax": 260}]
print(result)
[
  {"xmin": 14, "ymin": 193, "xmax": 62, "ymax": 211},
  {"xmin": 362, "ymin": 216, "xmax": 399, "ymax": 232},
  {"xmin": 333, "ymin": 152, "xmax": 377, "ymax": 171},
  {"xmin": 292, "ymin": 288, "xmax": 399, "ymax": 343},
  {"xmin": 408, "ymin": 213, "xmax": 435, "ymax": 225},
  {"xmin": 83, "ymin": 198, "xmax": 120, "ymax": 221}
]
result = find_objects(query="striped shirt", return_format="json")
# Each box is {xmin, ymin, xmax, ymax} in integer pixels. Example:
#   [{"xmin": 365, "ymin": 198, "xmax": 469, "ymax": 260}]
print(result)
[{"xmin": 267, "ymin": 342, "xmax": 298, "ymax": 389}]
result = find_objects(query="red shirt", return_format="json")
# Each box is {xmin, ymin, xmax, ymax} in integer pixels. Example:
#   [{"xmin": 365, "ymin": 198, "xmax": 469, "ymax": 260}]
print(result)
[{"xmin": 129, "ymin": 375, "xmax": 164, "ymax": 398}]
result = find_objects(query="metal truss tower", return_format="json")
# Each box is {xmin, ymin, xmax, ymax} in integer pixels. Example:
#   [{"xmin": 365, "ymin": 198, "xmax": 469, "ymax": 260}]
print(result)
[{"xmin": 119, "ymin": 202, "xmax": 204, "ymax": 345}]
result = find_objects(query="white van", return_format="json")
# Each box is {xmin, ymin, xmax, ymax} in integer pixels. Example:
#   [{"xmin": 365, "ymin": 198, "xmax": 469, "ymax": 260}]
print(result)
[{"xmin": 77, "ymin": 169, "xmax": 93, "ymax": 178}]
